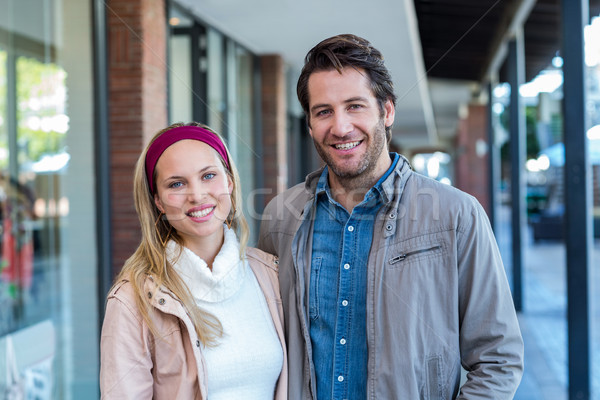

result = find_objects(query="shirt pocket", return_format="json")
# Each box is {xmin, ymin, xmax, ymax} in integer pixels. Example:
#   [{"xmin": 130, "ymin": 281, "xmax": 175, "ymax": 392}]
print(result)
[{"xmin": 309, "ymin": 257, "xmax": 322, "ymax": 321}]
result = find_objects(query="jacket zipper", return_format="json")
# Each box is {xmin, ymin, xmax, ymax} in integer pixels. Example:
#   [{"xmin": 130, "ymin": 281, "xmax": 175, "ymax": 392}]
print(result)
[{"xmin": 388, "ymin": 245, "xmax": 441, "ymax": 265}]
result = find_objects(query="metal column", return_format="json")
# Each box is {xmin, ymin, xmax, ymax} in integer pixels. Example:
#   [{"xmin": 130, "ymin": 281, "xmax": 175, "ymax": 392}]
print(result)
[
  {"xmin": 487, "ymin": 81, "xmax": 499, "ymax": 232},
  {"xmin": 507, "ymin": 34, "xmax": 525, "ymax": 312},
  {"xmin": 93, "ymin": 0, "xmax": 113, "ymax": 317},
  {"xmin": 561, "ymin": 0, "xmax": 592, "ymax": 398}
]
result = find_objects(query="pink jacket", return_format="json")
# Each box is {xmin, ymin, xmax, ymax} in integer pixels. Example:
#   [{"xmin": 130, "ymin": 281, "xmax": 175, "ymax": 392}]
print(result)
[{"xmin": 100, "ymin": 247, "xmax": 288, "ymax": 399}]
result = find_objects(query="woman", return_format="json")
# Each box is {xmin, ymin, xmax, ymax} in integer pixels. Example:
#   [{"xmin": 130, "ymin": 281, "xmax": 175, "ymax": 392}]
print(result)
[{"xmin": 100, "ymin": 122, "xmax": 287, "ymax": 399}]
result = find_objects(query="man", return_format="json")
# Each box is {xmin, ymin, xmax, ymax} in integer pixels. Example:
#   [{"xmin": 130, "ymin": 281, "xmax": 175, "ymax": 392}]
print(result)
[{"xmin": 258, "ymin": 34, "xmax": 523, "ymax": 399}]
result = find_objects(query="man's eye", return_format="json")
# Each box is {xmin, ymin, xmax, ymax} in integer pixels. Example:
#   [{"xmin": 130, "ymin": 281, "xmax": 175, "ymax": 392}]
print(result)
[
  {"xmin": 349, "ymin": 104, "xmax": 363, "ymax": 110},
  {"xmin": 315, "ymin": 109, "xmax": 330, "ymax": 117},
  {"xmin": 203, "ymin": 173, "xmax": 216, "ymax": 180}
]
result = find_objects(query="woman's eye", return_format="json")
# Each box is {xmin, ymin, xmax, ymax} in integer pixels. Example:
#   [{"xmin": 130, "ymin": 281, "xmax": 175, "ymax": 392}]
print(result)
[
  {"xmin": 203, "ymin": 173, "xmax": 216, "ymax": 180},
  {"xmin": 168, "ymin": 181, "xmax": 183, "ymax": 189}
]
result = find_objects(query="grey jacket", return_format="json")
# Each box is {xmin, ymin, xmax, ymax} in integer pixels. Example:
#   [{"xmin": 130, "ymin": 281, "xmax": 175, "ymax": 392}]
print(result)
[{"xmin": 258, "ymin": 156, "xmax": 523, "ymax": 399}]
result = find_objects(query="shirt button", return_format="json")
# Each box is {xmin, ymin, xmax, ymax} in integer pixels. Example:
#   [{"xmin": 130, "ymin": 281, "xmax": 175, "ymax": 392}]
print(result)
[
  {"xmin": 342, "ymin": 300, "xmax": 348, "ymax": 306},
  {"xmin": 347, "ymin": 225, "xmax": 354, "ymax": 232},
  {"xmin": 196, "ymin": 340, "xmax": 200, "ymax": 347},
  {"xmin": 158, "ymin": 298, "xmax": 165, "ymax": 305},
  {"xmin": 343, "ymin": 263, "xmax": 350, "ymax": 270},
  {"xmin": 386, "ymin": 224, "xmax": 393, "ymax": 231},
  {"xmin": 389, "ymin": 212, "xmax": 397, "ymax": 219},
  {"xmin": 340, "ymin": 338, "xmax": 346, "ymax": 345},
  {"xmin": 338, "ymin": 375, "xmax": 344, "ymax": 382}
]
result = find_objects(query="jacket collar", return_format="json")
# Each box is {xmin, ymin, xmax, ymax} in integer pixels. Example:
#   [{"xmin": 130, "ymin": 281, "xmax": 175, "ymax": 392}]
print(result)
[
  {"xmin": 303, "ymin": 166, "xmax": 325, "ymax": 194},
  {"xmin": 380, "ymin": 154, "xmax": 412, "ymax": 204}
]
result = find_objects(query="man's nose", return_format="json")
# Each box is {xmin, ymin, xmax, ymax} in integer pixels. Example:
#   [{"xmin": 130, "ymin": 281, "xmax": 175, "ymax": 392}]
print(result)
[{"xmin": 331, "ymin": 112, "xmax": 353, "ymax": 136}]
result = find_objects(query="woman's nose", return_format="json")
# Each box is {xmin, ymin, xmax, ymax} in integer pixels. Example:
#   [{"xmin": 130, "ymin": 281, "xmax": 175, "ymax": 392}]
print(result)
[{"xmin": 186, "ymin": 182, "xmax": 204, "ymax": 203}]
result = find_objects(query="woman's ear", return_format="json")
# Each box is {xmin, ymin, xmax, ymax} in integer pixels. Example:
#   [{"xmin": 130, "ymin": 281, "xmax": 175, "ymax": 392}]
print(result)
[{"xmin": 154, "ymin": 193, "xmax": 165, "ymax": 214}]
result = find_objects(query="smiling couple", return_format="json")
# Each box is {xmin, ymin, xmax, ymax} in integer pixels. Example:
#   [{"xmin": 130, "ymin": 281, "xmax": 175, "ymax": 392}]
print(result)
[{"xmin": 100, "ymin": 34, "xmax": 523, "ymax": 400}]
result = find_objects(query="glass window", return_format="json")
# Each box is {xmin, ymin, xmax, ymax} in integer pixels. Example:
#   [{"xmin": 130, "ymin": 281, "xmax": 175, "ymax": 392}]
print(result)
[
  {"xmin": 0, "ymin": 0, "xmax": 97, "ymax": 398},
  {"xmin": 206, "ymin": 28, "xmax": 226, "ymax": 135},
  {"xmin": 228, "ymin": 43, "xmax": 257, "ymax": 239},
  {"xmin": 166, "ymin": 7, "xmax": 260, "ymax": 239},
  {"xmin": 169, "ymin": 34, "xmax": 193, "ymax": 123},
  {"xmin": 168, "ymin": 5, "xmax": 193, "ymax": 124}
]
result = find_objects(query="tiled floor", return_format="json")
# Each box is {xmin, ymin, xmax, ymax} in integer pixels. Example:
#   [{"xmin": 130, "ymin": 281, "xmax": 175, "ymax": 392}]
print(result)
[{"xmin": 495, "ymin": 207, "xmax": 600, "ymax": 399}]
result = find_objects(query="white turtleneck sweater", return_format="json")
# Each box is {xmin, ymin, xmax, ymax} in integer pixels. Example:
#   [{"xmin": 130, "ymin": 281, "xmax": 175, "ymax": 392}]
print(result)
[{"xmin": 167, "ymin": 227, "xmax": 283, "ymax": 400}]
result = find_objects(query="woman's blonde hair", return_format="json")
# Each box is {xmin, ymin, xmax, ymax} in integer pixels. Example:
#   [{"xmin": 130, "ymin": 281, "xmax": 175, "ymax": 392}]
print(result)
[{"xmin": 111, "ymin": 122, "xmax": 250, "ymax": 346}]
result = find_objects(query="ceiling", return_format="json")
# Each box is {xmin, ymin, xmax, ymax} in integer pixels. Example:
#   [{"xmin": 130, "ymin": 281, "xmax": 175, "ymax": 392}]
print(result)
[
  {"xmin": 415, "ymin": 0, "xmax": 513, "ymax": 82},
  {"xmin": 174, "ymin": 0, "xmax": 600, "ymax": 152}
]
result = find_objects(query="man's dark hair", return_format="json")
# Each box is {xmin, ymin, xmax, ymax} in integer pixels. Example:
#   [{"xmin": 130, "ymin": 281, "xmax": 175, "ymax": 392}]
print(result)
[{"xmin": 296, "ymin": 34, "xmax": 397, "ymax": 142}]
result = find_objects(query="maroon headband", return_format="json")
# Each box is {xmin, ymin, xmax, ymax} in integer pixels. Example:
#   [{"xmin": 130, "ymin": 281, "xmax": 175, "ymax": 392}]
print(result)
[{"xmin": 145, "ymin": 125, "xmax": 230, "ymax": 193}]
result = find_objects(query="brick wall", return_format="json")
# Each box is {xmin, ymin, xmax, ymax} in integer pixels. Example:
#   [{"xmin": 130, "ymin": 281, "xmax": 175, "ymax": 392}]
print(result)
[
  {"xmin": 260, "ymin": 55, "xmax": 288, "ymax": 206},
  {"xmin": 454, "ymin": 104, "xmax": 491, "ymax": 215},
  {"xmin": 107, "ymin": 0, "xmax": 167, "ymax": 275}
]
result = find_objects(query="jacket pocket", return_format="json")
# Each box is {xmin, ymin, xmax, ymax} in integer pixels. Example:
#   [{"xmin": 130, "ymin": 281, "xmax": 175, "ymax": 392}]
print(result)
[
  {"xmin": 309, "ymin": 257, "xmax": 322, "ymax": 321},
  {"xmin": 426, "ymin": 354, "xmax": 445, "ymax": 400},
  {"xmin": 387, "ymin": 244, "xmax": 442, "ymax": 267}
]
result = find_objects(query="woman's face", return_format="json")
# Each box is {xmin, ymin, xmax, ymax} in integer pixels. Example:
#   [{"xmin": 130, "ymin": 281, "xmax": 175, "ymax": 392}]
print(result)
[{"xmin": 153, "ymin": 139, "xmax": 233, "ymax": 248}]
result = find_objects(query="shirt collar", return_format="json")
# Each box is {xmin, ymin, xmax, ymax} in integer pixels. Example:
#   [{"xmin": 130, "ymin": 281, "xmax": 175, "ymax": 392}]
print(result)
[
  {"xmin": 374, "ymin": 152, "xmax": 400, "ymax": 203},
  {"xmin": 315, "ymin": 167, "xmax": 330, "ymax": 196}
]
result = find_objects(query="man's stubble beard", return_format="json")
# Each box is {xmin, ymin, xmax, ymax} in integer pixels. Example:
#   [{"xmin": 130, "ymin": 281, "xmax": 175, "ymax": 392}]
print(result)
[{"xmin": 313, "ymin": 118, "xmax": 388, "ymax": 192}]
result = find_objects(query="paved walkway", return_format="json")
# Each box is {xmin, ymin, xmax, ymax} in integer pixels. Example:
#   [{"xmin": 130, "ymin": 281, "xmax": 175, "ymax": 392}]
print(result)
[{"xmin": 495, "ymin": 207, "xmax": 600, "ymax": 399}]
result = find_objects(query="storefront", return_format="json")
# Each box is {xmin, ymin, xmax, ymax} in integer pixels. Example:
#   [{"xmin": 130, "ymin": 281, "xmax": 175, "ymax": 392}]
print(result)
[
  {"xmin": 0, "ymin": 0, "xmax": 99, "ymax": 398},
  {"xmin": 168, "ymin": 3, "xmax": 262, "ymax": 238},
  {"xmin": 0, "ymin": 0, "xmax": 279, "ymax": 397}
]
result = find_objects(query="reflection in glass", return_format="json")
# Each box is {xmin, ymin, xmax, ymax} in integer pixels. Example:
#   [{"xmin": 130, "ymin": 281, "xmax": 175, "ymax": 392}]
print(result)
[
  {"xmin": 207, "ymin": 28, "xmax": 225, "ymax": 135},
  {"xmin": 0, "ymin": 0, "xmax": 97, "ymax": 397},
  {"xmin": 0, "ymin": 53, "xmax": 67, "ymax": 335}
]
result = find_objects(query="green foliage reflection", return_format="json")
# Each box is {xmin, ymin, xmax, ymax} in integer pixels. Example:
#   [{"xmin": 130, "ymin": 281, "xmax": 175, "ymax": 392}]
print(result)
[{"xmin": 16, "ymin": 56, "xmax": 67, "ymax": 166}]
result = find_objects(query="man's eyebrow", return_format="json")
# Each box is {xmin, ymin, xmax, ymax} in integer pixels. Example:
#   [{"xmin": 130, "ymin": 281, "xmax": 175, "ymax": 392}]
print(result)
[
  {"xmin": 310, "ymin": 97, "xmax": 369, "ymax": 114},
  {"xmin": 310, "ymin": 103, "xmax": 330, "ymax": 113},
  {"xmin": 344, "ymin": 96, "xmax": 369, "ymax": 103}
]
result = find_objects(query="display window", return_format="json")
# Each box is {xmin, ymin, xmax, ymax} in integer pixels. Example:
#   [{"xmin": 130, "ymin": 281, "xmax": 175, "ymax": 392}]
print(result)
[{"xmin": 0, "ymin": 0, "xmax": 98, "ymax": 398}]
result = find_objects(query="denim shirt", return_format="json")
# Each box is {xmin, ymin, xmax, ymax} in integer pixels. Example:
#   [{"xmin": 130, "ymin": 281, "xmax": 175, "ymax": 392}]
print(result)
[{"xmin": 309, "ymin": 154, "xmax": 399, "ymax": 400}]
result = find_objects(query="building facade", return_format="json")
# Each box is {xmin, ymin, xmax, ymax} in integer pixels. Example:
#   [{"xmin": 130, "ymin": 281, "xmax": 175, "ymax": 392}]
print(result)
[
  {"xmin": 5, "ymin": 0, "xmax": 593, "ymax": 398},
  {"xmin": 0, "ymin": 0, "xmax": 321, "ymax": 397}
]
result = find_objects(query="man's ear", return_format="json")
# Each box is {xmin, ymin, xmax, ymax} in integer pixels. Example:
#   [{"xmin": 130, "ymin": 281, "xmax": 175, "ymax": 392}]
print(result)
[
  {"xmin": 384, "ymin": 99, "xmax": 395, "ymax": 128},
  {"xmin": 306, "ymin": 116, "xmax": 313, "ymax": 138}
]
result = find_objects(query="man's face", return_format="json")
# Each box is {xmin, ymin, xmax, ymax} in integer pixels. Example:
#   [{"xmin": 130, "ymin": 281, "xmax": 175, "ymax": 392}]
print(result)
[{"xmin": 307, "ymin": 67, "xmax": 395, "ymax": 187}]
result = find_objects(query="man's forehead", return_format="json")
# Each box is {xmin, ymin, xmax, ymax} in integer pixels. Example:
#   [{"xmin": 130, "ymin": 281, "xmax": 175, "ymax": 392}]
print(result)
[{"xmin": 307, "ymin": 69, "xmax": 374, "ymax": 103}]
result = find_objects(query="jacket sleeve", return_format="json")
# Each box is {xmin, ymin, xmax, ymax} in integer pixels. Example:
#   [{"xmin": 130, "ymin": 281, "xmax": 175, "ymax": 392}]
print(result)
[
  {"xmin": 456, "ymin": 199, "xmax": 524, "ymax": 399},
  {"xmin": 100, "ymin": 293, "xmax": 154, "ymax": 399},
  {"xmin": 257, "ymin": 201, "xmax": 277, "ymax": 256}
]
